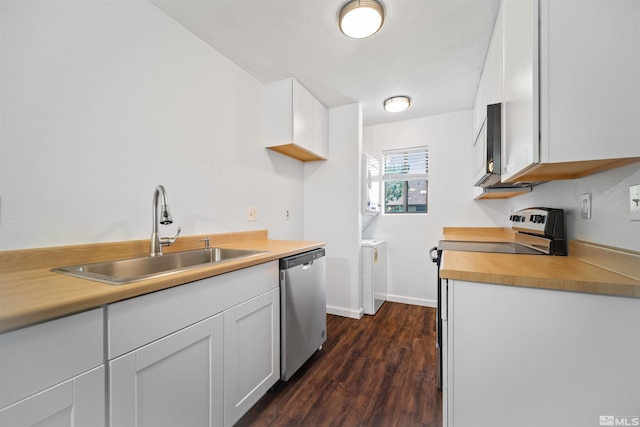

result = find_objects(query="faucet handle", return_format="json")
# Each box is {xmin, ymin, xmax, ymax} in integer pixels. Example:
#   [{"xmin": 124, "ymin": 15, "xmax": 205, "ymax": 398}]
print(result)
[
  {"xmin": 160, "ymin": 227, "xmax": 182, "ymax": 246},
  {"xmin": 198, "ymin": 237, "xmax": 211, "ymax": 249}
]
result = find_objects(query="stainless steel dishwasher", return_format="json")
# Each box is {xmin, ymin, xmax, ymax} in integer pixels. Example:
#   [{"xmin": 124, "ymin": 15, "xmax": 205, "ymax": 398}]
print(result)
[{"xmin": 279, "ymin": 248, "xmax": 326, "ymax": 381}]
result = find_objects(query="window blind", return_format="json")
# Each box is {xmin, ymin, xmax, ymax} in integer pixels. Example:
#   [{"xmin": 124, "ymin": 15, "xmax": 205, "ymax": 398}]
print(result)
[{"xmin": 382, "ymin": 146, "xmax": 428, "ymax": 181}]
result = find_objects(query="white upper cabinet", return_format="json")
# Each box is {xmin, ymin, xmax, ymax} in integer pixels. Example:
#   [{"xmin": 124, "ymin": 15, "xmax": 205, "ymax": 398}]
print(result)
[
  {"xmin": 501, "ymin": 0, "xmax": 539, "ymax": 182},
  {"xmin": 501, "ymin": 0, "xmax": 640, "ymax": 182},
  {"xmin": 472, "ymin": 2, "xmax": 504, "ymax": 140},
  {"xmin": 484, "ymin": 5, "xmax": 503, "ymax": 108},
  {"xmin": 265, "ymin": 78, "xmax": 329, "ymax": 162},
  {"xmin": 473, "ymin": 120, "xmax": 488, "ymax": 186},
  {"xmin": 472, "ymin": 71, "xmax": 486, "ymax": 139}
]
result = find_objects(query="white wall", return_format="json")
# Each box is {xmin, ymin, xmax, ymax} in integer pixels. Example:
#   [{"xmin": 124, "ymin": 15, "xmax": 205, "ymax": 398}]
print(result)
[
  {"xmin": 363, "ymin": 110, "xmax": 507, "ymax": 307},
  {"xmin": 510, "ymin": 163, "xmax": 640, "ymax": 252},
  {"xmin": 0, "ymin": 0, "xmax": 304, "ymax": 251},
  {"xmin": 305, "ymin": 104, "xmax": 363, "ymax": 318}
]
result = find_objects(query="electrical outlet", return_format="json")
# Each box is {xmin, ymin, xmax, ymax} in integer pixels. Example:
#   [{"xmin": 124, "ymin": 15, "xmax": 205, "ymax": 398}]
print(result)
[
  {"xmin": 581, "ymin": 193, "xmax": 591, "ymax": 219},
  {"xmin": 630, "ymin": 185, "xmax": 640, "ymax": 221},
  {"xmin": 248, "ymin": 207, "xmax": 257, "ymax": 222},
  {"xmin": 285, "ymin": 209, "xmax": 291, "ymax": 220}
]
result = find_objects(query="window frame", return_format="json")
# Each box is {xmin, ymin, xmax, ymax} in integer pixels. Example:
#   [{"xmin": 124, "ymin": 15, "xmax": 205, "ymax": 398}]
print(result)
[{"xmin": 382, "ymin": 146, "xmax": 429, "ymax": 215}]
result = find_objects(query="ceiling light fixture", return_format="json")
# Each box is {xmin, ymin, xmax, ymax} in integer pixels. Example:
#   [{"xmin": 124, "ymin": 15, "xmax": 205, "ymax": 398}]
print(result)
[
  {"xmin": 384, "ymin": 96, "xmax": 411, "ymax": 112},
  {"xmin": 338, "ymin": 0, "xmax": 385, "ymax": 39}
]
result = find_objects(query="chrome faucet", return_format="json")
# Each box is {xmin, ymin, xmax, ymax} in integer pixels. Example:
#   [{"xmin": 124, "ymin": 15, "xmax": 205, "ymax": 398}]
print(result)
[{"xmin": 150, "ymin": 185, "xmax": 181, "ymax": 256}]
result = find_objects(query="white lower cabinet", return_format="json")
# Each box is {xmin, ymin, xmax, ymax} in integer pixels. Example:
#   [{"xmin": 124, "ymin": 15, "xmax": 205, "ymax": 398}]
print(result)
[
  {"xmin": 106, "ymin": 261, "xmax": 280, "ymax": 427},
  {"xmin": 443, "ymin": 279, "xmax": 640, "ymax": 427},
  {"xmin": 0, "ymin": 308, "xmax": 105, "ymax": 427},
  {"xmin": 0, "ymin": 366, "xmax": 105, "ymax": 427},
  {"xmin": 223, "ymin": 288, "xmax": 280, "ymax": 427},
  {"xmin": 109, "ymin": 286, "xmax": 280, "ymax": 427},
  {"xmin": 110, "ymin": 315, "xmax": 224, "ymax": 427},
  {"xmin": 0, "ymin": 262, "xmax": 281, "ymax": 427}
]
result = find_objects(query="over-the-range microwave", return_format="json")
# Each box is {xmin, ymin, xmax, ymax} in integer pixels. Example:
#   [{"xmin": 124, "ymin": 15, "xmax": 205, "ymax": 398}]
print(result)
[
  {"xmin": 474, "ymin": 103, "xmax": 503, "ymax": 187},
  {"xmin": 473, "ymin": 103, "xmax": 535, "ymax": 190}
]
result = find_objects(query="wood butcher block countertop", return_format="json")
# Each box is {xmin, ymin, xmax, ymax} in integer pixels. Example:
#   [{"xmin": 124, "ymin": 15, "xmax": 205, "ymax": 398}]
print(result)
[
  {"xmin": 0, "ymin": 230, "xmax": 323, "ymax": 333},
  {"xmin": 440, "ymin": 228, "xmax": 640, "ymax": 298}
]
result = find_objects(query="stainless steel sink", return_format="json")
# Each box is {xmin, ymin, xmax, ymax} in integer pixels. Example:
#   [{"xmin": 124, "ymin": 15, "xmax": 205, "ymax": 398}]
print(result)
[{"xmin": 51, "ymin": 247, "xmax": 268, "ymax": 285}]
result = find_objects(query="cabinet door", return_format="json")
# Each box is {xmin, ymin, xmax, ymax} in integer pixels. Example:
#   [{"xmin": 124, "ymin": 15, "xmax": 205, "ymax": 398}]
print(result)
[
  {"xmin": 501, "ymin": 0, "xmax": 539, "ymax": 182},
  {"xmin": 292, "ymin": 79, "xmax": 314, "ymax": 151},
  {"xmin": 223, "ymin": 288, "xmax": 280, "ymax": 427},
  {"xmin": 472, "ymin": 2, "xmax": 503, "ymax": 141},
  {"xmin": 264, "ymin": 79, "xmax": 293, "ymax": 146},
  {"xmin": 312, "ymin": 97, "xmax": 329, "ymax": 159},
  {"xmin": 472, "ymin": 70, "xmax": 486, "ymax": 140},
  {"xmin": 484, "ymin": 3, "xmax": 503, "ymax": 107},
  {"xmin": 110, "ymin": 315, "xmax": 223, "ymax": 427},
  {"xmin": 449, "ymin": 280, "xmax": 640, "ymax": 427},
  {"xmin": 0, "ymin": 366, "xmax": 104, "ymax": 427},
  {"xmin": 541, "ymin": 0, "xmax": 640, "ymax": 163},
  {"xmin": 472, "ymin": 120, "xmax": 487, "ymax": 186}
]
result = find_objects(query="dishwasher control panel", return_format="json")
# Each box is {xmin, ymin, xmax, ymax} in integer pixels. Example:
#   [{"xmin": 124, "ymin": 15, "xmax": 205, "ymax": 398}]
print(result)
[{"xmin": 279, "ymin": 248, "xmax": 325, "ymax": 269}]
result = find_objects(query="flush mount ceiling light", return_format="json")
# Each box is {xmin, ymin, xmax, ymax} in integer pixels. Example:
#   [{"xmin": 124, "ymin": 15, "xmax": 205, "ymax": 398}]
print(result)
[
  {"xmin": 338, "ymin": 0, "xmax": 385, "ymax": 39},
  {"xmin": 384, "ymin": 96, "xmax": 411, "ymax": 112}
]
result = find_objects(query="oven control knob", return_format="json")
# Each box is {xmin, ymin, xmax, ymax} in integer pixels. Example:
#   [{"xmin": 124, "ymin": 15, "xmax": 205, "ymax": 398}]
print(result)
[{"xmin": 531, "ymin": 214, "xmax": 546, "ymax": 224}]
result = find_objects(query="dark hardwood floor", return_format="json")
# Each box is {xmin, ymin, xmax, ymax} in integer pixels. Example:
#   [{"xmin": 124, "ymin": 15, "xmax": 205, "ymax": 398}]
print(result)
[{"xmin": 236, "ymin": 302, "xmax": 442, "ymax": 427}]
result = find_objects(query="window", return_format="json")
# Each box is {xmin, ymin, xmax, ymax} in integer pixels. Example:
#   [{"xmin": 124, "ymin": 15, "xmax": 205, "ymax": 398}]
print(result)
[{"xmin": 382, "ymin": 146, "xmax": 428, "ymax": 214}]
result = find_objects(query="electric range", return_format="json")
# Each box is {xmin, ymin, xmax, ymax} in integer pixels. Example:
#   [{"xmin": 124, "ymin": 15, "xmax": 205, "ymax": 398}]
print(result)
[
  {"xmin": 436, "ymin": 207, "xmax": 566, "ymax": 256},
  {"xmin": 430, "ymin": 207, "xmax": 566, "ymax": 389}
]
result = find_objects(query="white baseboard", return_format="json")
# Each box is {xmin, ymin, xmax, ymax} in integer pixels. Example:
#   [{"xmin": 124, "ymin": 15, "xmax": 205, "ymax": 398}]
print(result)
[
  {"xmin": 326, "ymin": 297, "xmax": 435, "ymax": 319},
  {"xmin": 385, "ymin": 294, "xmax": 437, "ymax": 308},
  {"xmin": 326, "ymin": 305, "xmax": 363, "ymax": 319}
]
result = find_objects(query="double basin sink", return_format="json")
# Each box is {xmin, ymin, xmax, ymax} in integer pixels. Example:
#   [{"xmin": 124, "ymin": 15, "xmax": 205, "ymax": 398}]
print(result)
[{"xmin": 52, "ymin": 247, "xmax": 267, "ymax": 285}]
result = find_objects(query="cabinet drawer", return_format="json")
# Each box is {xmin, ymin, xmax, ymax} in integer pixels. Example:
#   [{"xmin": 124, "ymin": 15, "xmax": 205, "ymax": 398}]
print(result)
[
  {"xmin": 107, "ymin": 261, "xmax": 278, "ymax": 359},
  {"xmin": 0, "ymin": 308, "xmax": 103, "ymax": 408}
]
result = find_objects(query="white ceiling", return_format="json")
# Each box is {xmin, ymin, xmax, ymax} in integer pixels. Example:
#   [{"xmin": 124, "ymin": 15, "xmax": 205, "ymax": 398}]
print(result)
[{"xmin": 150, "ymin": 0, "xmax": 501, "ymax": 126}]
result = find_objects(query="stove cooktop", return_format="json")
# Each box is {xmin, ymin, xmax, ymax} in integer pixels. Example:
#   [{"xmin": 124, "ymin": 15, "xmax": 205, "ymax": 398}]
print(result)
[{"xmin": 437, "ymin": 240, "xmax": 544, "ymax": 255}]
